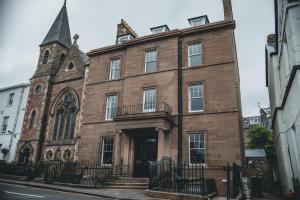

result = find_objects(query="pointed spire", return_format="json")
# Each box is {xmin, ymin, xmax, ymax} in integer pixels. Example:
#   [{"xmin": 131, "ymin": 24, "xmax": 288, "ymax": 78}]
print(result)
[{"xmin": 40, "ymin": 1, "xmax": 72, "ymax": 48}]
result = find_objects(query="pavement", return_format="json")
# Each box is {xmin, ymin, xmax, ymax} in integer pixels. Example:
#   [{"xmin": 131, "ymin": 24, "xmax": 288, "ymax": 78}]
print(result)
[
  {"xmin": 0, "ymin": 182, "xmax": 111, "ymax": 200},
  {"xmin": 213, "ymin": 193, "xmax": 284, "ymax": 200},
  {"xmin": 0, "ymin": 179, "xmax": 161, "ymax": 200}
]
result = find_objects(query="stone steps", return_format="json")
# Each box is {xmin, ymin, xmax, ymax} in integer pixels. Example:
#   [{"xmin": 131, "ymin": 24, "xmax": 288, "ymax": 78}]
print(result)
[{"xmin": 103, "ymin": 176, "xmax": 148, "ymax": 190}]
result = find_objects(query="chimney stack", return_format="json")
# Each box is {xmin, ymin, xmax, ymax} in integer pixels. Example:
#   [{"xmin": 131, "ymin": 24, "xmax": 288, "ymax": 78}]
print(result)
[{"xmin": 222, "ymin": 0, "xmax": 233, "ymax": 21}]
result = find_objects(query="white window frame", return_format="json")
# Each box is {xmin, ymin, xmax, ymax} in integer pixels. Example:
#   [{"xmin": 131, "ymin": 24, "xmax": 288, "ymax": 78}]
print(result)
[
  {"xmin": 151, "ymin": 27, "xmax": 168, "ymax": 34},
  {"xmin": 188, "ymin": 84, "xmax": 204, "ymax": 112},
  {"xmin": 117, "ymin": 34, "xmax": 133, "ymax": 44},
  {"xmin": 101, "ymin": 137, "xmax": 114, "ymax": 166},
  {"xmin": 145, "ymin": 49, "xmax": 157, "ymax": 73},
  {"xmin": 188, "ymin": 43, "xmax": 203, "ymax": 67},
  {"xmin": 105, "ymin": 95, "xmax": 118, "ymax": 120},
  {"xmin": 7, "ymin": 93, "xmax": 15, "ymax": 106},
  {"xmin": 1, "ymin": 116, "xmax": 9, "ymax": 133},
  {"xmin": 143, "ymin": 88, "xmax": 156, "ymax": 113},
  {"xmin": 189, "ymin": 133, "xmax": 205, "ymax": 165},
  {"xmin": 190, "ymin": 18, "xmax": 207, "ymax": 27},
  {"xmin": 109, "ymin": 59, "xmax": 121, "ymax": 80}
]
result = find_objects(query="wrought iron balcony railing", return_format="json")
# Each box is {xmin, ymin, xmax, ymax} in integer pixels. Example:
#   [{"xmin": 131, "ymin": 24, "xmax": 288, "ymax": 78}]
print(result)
[{"xmin": 114, "ymin": 102, "xmax": 172, "ymax": 120}]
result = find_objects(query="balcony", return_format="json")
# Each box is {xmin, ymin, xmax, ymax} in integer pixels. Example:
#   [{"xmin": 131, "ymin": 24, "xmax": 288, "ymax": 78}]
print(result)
[{"xmin": 114, "ymin": 102, "xmax": 173, "ymax": 121}]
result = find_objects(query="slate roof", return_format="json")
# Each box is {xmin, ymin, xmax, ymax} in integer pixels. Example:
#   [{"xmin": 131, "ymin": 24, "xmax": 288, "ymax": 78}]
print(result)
[
  {"xmin": 40, "ymin": 1, "xmax": 71, "ymax": 48},
  {"xmin": 245, "ymin": 149, "xmax": 266, "ymax": 158}
]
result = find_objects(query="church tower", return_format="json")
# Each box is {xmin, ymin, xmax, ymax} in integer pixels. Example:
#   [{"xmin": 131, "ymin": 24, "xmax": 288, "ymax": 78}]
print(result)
[{"xmin": 17, "ymin": 1, "xmax": 72, "ymax": 162}]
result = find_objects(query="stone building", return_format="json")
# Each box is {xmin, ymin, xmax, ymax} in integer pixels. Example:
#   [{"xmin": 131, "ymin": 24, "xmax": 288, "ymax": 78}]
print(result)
[
  {"xmin": 0, "ymin": 83, "xmax": 29, "ymax": 162},
  {"xmin": 265, "ymin": 0, "xmax": 300, "ymax": 195},
  {"xmin": 18, "ymin": 0, "xmax": 243, "ymax": 193}
]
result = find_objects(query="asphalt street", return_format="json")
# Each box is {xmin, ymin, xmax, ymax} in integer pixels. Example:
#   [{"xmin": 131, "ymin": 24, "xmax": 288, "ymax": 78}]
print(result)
[{"xmin": 0, "ymin": 183, "xmax": 114, "ymax": 200}]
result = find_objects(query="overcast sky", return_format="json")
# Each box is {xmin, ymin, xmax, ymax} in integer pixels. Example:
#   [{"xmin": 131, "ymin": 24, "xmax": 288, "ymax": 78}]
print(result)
[{"xmin": 0, "ymin": 0, "xmax": 274, "ymax": 117}]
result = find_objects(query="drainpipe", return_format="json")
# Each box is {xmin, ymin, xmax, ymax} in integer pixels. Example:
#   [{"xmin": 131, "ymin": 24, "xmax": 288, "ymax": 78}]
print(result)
[{"xmin": 177, "ymin": 36, "xmax": 183, "ymax": 164}]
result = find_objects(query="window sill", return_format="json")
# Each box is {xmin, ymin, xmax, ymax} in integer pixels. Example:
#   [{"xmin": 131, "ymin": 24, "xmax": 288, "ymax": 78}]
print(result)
[
  {"xmin": 101, "ymin": 164, "xmax": 113, "ymax": 168},
  {"xmin": 188, "ymin": 64, "xmax": 203, "ymax": 68},
  {"xmin": 188, "ymin": 110, "xmax": 204, "ymax": 113},
  {"xmin": 188, "ymin": 163, "xmax": 206, "ymax": 167}
]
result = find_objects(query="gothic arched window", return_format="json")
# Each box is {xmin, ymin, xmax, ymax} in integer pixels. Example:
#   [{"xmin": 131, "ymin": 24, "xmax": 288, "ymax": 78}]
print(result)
[
  {"xmin": 52, "ymin": 90, "xmax": 78, "ymax": 141},
  {"xmin": 59, "ymin": 53, "xmax": 66, "ymax": 66},
  {"xmin": 29, "ymin": 110, "xmax": 36, "ymax": 129},
  {"xmin": 67, "ymin": 62, "xmax": 74, "ymax": 70},
  {"xmin": 42, "ymin": 50, "xmax": 49, "ymax": 64}
]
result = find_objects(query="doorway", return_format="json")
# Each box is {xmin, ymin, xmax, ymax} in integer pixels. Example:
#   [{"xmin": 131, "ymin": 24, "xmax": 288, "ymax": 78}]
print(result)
[{"xmin": 134, "ymin": 135, "xmax": 157, "ymax": 177}]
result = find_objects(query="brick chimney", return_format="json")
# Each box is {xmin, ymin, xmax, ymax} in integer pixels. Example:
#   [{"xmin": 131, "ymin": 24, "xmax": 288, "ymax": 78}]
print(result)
[{"xmin": 222, "ymin": 0, "xmax": 233, "ymax": 21}]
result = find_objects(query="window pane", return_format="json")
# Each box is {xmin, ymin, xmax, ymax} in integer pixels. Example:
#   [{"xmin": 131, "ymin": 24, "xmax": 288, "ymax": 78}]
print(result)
[
  {"xmin": 146, "ymin": 61, "xmax": 156, "ymax": 72},
  {"xmin": 189, "ymin": 84, "xmax": 203, "ymax": 112},
  {"xmin": 189, "ymin": 133, "xmax": 205, "ymax": 164},
  {"xmin": 145, "ymin": 50, "xmax": 157, "ymax": 72},
  {"xmin": 190, "ymin": 98, "xmax": 203, "ymax": 111},
  {"xmin": 190, "ymin": 149, "xmax": 205, "ymax": 164},
  {"xmin": 189, "ymin": 55, "xmax": 202, "ymax": 66},
  {"xmin": 143, "ymin": 89, "xmax": 156, "ymax": 112},
  {"xmin": 188, "ymin": 43, "xmax": 202, "ymax": 67},
  {"xmin": 110, "ymin": 59, "xmax": 120, "ymax": 80},
  {"xmin": 106, "ymin": 95, "xmax": 118, "ymax": 120},
  {"xmin": 102, "ymin": 138, "xmax": 113, "ymax": 165}
]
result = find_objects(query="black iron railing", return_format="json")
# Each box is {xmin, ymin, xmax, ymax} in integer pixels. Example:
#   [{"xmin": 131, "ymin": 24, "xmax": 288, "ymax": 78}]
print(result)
[
  {"xmin": 43, "ymin": 161, "xmax": 112, "ymax": 186},
  {"xmin": 148, "ymin": 159, "xmax": 216, "ymax": 196},
  {"xmin": 0, "ymin": 161, "xmax": 45, "ymax": 178},
  {"xmin": 224, "ymin": 162, "xmax": 242, "ymax": 199},
  {"xmin": 114, "ymin": 102, "xmax": 172, "ymax": 120},
  {"xmin": 0, "ymin": 161, "xmax": 113, "ymax": 187}
]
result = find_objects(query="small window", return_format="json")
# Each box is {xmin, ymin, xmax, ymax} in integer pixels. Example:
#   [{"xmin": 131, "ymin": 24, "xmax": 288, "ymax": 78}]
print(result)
[
  {"xmin": 188, "ymin": 16, "xmax": 209, "ymax": 27},
  {"xmin": 101, "ymin": 137, "xmax": 114, "ymax": 165},
  {"xmin": 7, "ymin": 93, "xmax": 15, "ymax": 106},
  {"xmin": 67, "ymin": 62, "xmax": 74, "ymax": 70},
  {"xmin": 117, "ymin": 34, "xmax": 133, "ymax": 44},
  {"xmin": 29, "ymin": 110, "xmax": 36, "ymax": 129},
  {"xmin": 145, "ymin": 50, "xmax": 157, "ymax": 73},
  {"xmin": 1, "ymin": 116, "xmax": 9, "ymax": 132},
  {"xmin": 35, "ymin": 85, "xmax": 42, "ymax": 94},
  {"xmin": 189, "ymin": 133, "xmax": 205, "ymax": 164},
  {"xmin": 42, "ymin": 50, "xmax": 49, "ymax": 64},
  {"xmin": 188, "ymin": 84, "xmax": 204, "ymax": 112},
  {"xmin": 109, "ymin": 59, "xmax": 121, "ymax": 80},
  {"xmin": 59, "ymin": 53, "xmax": 66, "ymax": 66},
  {"xmin": 188, "ymin": 43, "xmax": 203, "ymax": 67},
  {"xmin": 143, "ymin": 88, "xmax": 156, "ymax": 112},
  {"xmin": 150, "ymin": 25, "xmax": 169, "ymax": 34},
  {"xmin": 105, "ymin": 95, "xmax": 118, "ymax": 120}
]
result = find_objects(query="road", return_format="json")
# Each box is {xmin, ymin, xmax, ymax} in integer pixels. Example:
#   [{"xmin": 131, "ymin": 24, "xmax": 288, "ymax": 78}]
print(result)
[{"xmin": 0, "ymin": 182, "xmax": 113, "ymax": 200}]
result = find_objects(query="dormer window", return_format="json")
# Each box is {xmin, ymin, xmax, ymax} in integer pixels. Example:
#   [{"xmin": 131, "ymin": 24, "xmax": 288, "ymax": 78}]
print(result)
[
  {"xmin": 117, "ymin": 34, "xmax": 133, "ymax": 44},
  {"xmin": 150, "ymin": 25, "xmax": 169, "ymax": 34},
  {"xmin": 188, "ymin": 16, "xmax": 209, "ymax": 27}
]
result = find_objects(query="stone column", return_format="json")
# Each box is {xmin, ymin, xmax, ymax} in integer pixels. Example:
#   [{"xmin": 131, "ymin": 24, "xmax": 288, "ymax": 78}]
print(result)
[
  {"xmin": 156, "ymin": 127, "xmax": 170, "ymax": 161},
  {"xmin": 114, "ymin": 130, "xmax": 122, "ymax": 171}
]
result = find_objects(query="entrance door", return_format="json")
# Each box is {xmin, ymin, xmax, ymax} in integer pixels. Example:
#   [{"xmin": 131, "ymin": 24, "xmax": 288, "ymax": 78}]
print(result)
[{"xmin": 134, "ymin": 135, "xmax": 157, "ymax": 177}]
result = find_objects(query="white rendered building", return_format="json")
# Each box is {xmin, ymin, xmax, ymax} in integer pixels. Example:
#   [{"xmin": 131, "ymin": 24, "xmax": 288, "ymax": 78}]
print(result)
[{"xmin": 0, "ymin": 83, "xmax": 29, "ymax": 162}]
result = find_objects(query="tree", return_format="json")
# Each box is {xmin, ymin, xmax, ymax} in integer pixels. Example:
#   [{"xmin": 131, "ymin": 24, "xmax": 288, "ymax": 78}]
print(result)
[{"xmin": 247, "ymin": 125, "xmax": 276, "ymax": 164}]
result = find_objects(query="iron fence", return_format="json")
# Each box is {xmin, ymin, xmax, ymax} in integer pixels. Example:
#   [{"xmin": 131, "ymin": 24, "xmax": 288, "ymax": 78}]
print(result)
[
  {"xmin": 0, "ymin": 161, "xmax": 45, "ymax": 178},
  {"xmin": 224, "ymin": 162, "xmax": 242, "ymax": 199},
  {"xmin": 43, "ymin": 161, "xmax": 112, "ymax": 186},
  {"xmin": 148, "ymin": 159, "xmax": 216, "ymax": 196},
  {"xmin": 0, "ymin": 161, "xmax": 113, "ymax": 187}
]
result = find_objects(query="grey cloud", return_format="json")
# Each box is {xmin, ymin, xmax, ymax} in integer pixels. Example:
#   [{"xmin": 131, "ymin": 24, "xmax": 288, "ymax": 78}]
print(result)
[{"xmin": 0, "ymin": 0, "xmax": 274, "ymax": 116}]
